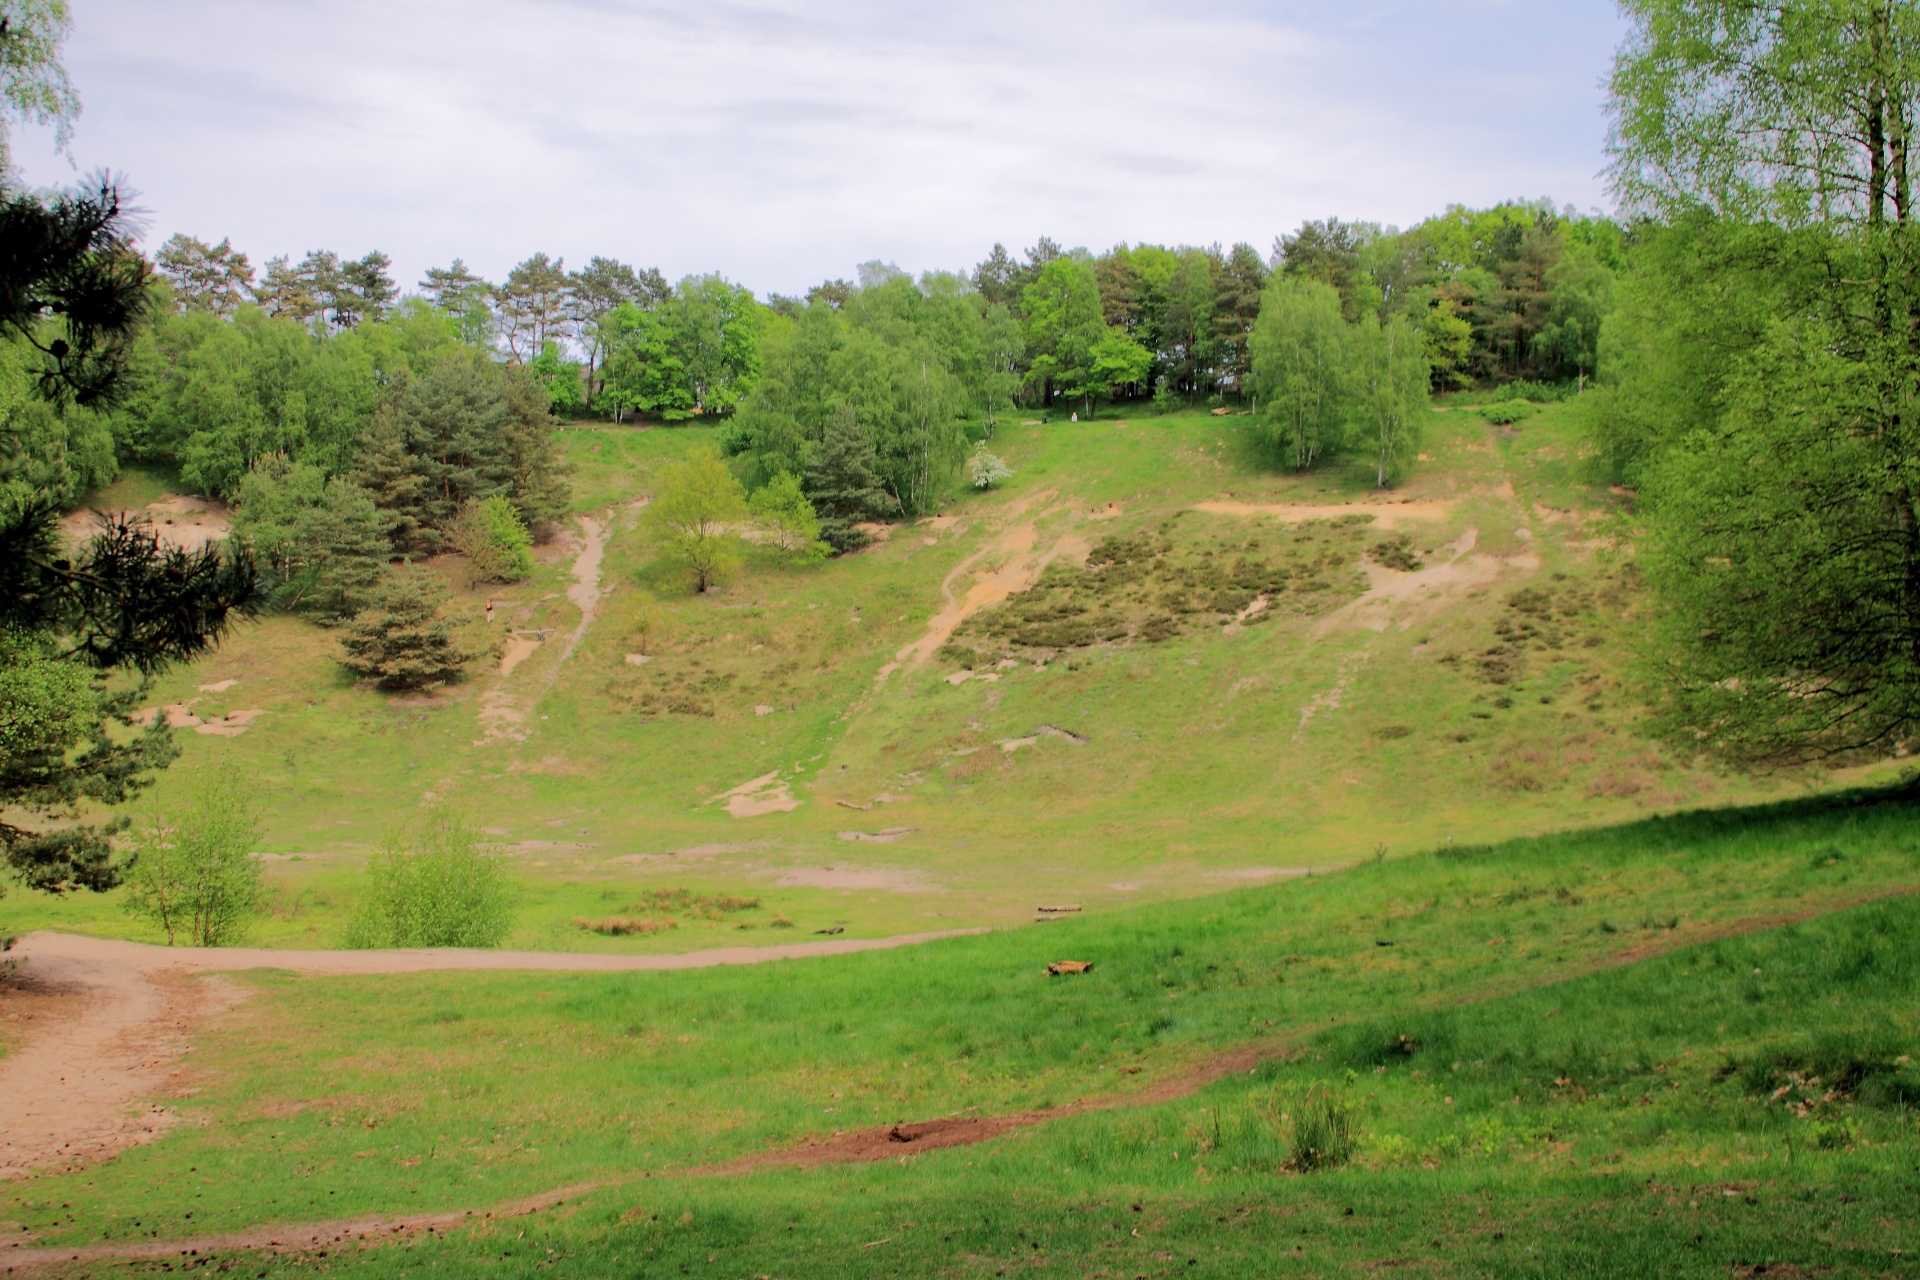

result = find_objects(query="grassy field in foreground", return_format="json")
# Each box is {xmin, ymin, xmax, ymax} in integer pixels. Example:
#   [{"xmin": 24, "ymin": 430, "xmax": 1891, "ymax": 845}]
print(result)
[
  {"xmin": 9, "ymin": 787, "xmax": 1918, "ymax": 1276},
  {"xmin": 12, "ymin": 402, "xmax": 1891, "ymax": 950}
]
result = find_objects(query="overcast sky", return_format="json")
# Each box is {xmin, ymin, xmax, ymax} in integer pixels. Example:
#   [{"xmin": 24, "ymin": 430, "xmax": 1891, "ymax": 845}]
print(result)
[{"xmin": 12, "ymin": 0, "xmax": 1626, "ymax": 297}]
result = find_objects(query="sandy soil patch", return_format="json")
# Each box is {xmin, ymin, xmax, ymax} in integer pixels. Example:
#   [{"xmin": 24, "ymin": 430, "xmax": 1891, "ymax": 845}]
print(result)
[
  {"xmin": 851, "ymin": 521, "xmax": 896, "ymax": 544},
  {"xmin": 604, "ymin": 843, "xmax": 752, "ymax": 866},
  {"xmin": 1313, "ymin": 528, "xmax": 1538, "ymax": 638},
  {"xmin": 197, "ymin": 679, "xmax": 239, "ymax": 694},
  {"xmin": 1087, "ymin": 501, "xmax": 1123, "ymax": 520},
  {"xmin": 712, "ymin": 772, "xmax": 801, "ymax": 818},
  {"xmin": 624, "ymin": 652, "xmax": 652, "ymax": 666},
  {"xmin": 997, "ymin": 724, "xmax": 1090, "ymax": 753},
  {"xmin": 878, "ymin": 490, "xmax": 1091, "ymax": 679},
  {"xmin": 0, "ymin": 958, "xmax": 243, "ymax": 1181},
  {"xmin": 194, "ymin": 709, "xmax": 265, "ymax": 738},
  {"xmin": 1195, "ymin": 498, "xmax": 1455, "ymax": 530},
  {"xmin": 773, "ymin": 865, "xmax": 932, "ymax": 891},
  {"xmin": 497, "ymin": 633, "xmax": 544, "ymax": 677},
  {"xmin": 836, "ymin": 828, "xmax": 915, "ymax": 844},
  {"xmin": 59, "ymin": 494, "xmax": 232, "ymax": 552}
]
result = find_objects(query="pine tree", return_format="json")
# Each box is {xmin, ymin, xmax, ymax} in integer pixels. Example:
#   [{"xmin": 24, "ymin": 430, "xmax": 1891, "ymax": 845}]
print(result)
[
  {"xmin": 500, "ymin": 367, "xmax": 572, "ymax": 536},
  {"xmin": 351, "ymin": 393, "xmax": 432, "ymax": 552},
  {"xmin": 803, "ymin": 404, "xmax": 897, "ymax": 553},
  {"xmin": 338, "ymin": 570, "xmax": 474, "ymax": 691}
]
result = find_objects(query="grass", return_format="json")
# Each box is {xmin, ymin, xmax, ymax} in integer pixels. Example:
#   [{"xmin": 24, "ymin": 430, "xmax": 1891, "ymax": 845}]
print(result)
[
  {"xmin": 8, "ymin": 785, "xmax": 1918, "ymax": 1276},
  {"xmin": 12, "ymin": 402, "xmax": 1889, "ymax": 953}
]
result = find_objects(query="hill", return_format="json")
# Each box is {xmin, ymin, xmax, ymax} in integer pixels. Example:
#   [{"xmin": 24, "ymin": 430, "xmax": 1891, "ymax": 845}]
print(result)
[{"xmin": 10, "ymin": 400, "xmax": 1885, "ymax": 949}]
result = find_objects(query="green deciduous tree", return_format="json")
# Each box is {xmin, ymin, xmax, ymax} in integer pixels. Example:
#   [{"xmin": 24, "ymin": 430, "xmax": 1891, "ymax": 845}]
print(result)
[
  {"xmin": 1085, "ymin": 327, "xmax": 1153, "ymax": 407},
  {"xmin": 1605, "ymin": 0, "xmax": 1920, "ymax": 764},
  {"xmin": 1351, "ymin": 313, "xmax": 1429, "ymax": 488},
  {"xmin": 1021, "ymin": 257, "xmax": 1105, "ymax": 408},
  {"xmin": 568, "ymin": 256, "xmax": 668, "ymax": 407},
  {"xmin": 0, "ymin": 0, "xmax": 78, "ymax": 171},
  {"xmin": 748, "ymin": 471, "xmax": 827, "ymax": 558},
  {"xmin": 122, "ymin": 756, "xmax": 264, "ymax": 947},
  {"xmin": 529, "ymin": 339, "xmax": 584, "ymax": 412},
  {"xmin": 645, "ymin": 447, "xmax": 747, "ymax": 593},
  {"xmin": 1250, "ymin": 276, "xmax": 1349, "ymax": 470}
]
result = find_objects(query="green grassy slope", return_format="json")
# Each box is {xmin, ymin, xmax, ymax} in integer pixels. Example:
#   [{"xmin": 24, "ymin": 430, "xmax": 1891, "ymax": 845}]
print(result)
[
  {"xmin": 11, "ymin": 788, "xmax": 1917, "ymax": 1275},
  {"xmin": 10, "ymin": 402, "xmax": 1890, "ymax": 948}
]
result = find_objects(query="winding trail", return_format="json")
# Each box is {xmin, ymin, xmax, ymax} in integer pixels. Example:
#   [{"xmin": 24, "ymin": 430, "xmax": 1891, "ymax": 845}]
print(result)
[
  {"xmin": 476, "ymin": 507, "xmax": 624, "ymax": 744},
  {"xmin": 0, "ymin": 928, "xmax": 981, "ymax": 1185}
]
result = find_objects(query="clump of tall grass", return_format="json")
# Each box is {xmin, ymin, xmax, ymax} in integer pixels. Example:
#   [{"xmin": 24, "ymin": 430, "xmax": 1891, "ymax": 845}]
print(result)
[
  {"xmin": 1286, "ymin": 1086, "xmax": 1358, "ymax": 1172},
  {"xmin": 342, "ymin": 808, "xmax": 516, "ymax": 948}
]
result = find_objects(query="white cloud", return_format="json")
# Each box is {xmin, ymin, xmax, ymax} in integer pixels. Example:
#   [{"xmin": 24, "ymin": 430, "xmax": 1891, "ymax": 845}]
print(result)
[{"xmin": 13, "ymin": 0, "xmax": 1624, "ymax": 295}]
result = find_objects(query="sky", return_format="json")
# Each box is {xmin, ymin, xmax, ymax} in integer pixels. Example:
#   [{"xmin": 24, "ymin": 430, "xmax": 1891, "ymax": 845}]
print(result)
[{"xmin": 13, "ymin": 0, "xmax": 1627, "ymax": 298}]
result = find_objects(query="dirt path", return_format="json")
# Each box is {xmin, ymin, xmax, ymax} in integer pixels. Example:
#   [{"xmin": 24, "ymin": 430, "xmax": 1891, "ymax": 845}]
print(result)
[
  {"xmin": 0, "ymin": 928, "xmax": 980, "ymax": 1184},
  {"xmin": 0, "ymin": 959, "xmax": 242, "ymax": 1185},
  {"xmin": 4, "ymin": 889, "xmax": 1907, "ymax": 1272},
  {"xmin": 877, "ymin": 488, "xmax": 1091, "ymax": 679},
  {"xmin": 476, "ymin": 508, "xmax": 620, "ymax": 744}
]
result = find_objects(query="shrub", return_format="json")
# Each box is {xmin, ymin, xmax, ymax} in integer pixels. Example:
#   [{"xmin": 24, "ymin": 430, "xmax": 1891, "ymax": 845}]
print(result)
[
  {"xmin": 123, "ymin": 758, "xmax": 265, "ymax": 946},
  {"xmin": 968, "ymin": 443, "xmax": 1014, "ymax": 489},
  {"xmin": 338, "ymin": 569, "xmax": 476, "ymax": 691},
  {"xmin": 342, "ymin": 808, "xmax": 515, "ymax": 948},
  {"xmin": 748, "ymin": 472, "xmax": 828, "ymax": 559},
  {"xmin": 1482, "ymin": 401, "xmax": 1537, "ymax": 426},
  {"xmin": 1370, "ymin": 534, "xmax": 1420, "ymax": 572},
  {"xmin": 451, "ymin": 495, "xmax": 534, "ymax": 584},
  {"xmin": 1286, "ymin": 1087, "xmax": 1358, "ymax": 1172},
  {"xmin": 1492, "ymin": 379, "xmax": 1575, "ymax": 404}
]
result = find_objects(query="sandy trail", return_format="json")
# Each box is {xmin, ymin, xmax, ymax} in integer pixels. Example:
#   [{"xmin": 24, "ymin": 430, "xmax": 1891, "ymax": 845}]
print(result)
[
  {"xmin": 476, "ymin": 509, "xmax": 620, "ymax": 744},
  {"xmin": 878, "ymin": 489, "xmax": 1091, "ymax": 679},
  {"xmin": 0, "ymin": 928, "xmax": 980, "ymax": 1185},
  {"xmin": 5, "ymin": 888, "xmax": 1906, "ymax": 1272}
]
